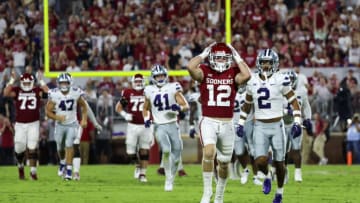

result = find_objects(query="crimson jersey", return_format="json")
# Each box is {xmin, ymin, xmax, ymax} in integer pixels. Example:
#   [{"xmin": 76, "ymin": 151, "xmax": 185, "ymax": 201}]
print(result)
[
  {"xmin": 199, "ymin": 64, "xmax": 240, "ymax": 118},
  {"xmin": 121, "ymin": 88, "xmax": 145, "ymax": 124},
  {"xmin": 12, "ymin": 86, "xmax": 43, "ymax": 123}
]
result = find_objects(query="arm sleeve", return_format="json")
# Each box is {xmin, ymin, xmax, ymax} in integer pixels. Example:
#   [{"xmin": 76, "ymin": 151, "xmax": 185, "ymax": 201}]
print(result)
[{"xmin": 86, "ymin": 101, "xmax": 99, "ymax": 125}]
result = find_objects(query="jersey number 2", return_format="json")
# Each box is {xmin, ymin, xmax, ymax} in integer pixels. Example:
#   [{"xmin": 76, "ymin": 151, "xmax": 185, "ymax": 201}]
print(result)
[{"xmin": 257, "ymin": 88, "xmax": 271, "ymax": 109}]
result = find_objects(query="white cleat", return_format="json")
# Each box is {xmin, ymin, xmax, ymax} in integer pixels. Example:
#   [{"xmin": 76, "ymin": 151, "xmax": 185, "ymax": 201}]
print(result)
[
  {"xmin": 139, "ymin": 174, "xmax": 147, "ymax": 183},
  {"xmin": 319, "ymin": 158, "xmax": 328, "ymax": 165},
  {"xmin": 214, "ymin": 199, "xmax": 223, "ymax": 203},
  {"xmin": 257, "ymin": 171, "xmax": 266, "ymax": 179},
  {"xmin": 164, "ymin": 178, "xmax": 173, "ymax": 192},
  {"xmin": 57, "ymin": 168, "xmax": 64, "ymax": 177},
  {"xmin": 200, "ymin": 192, "xmax": 213, "ymax": 203},
  {"xmin": 73, "ymin": 172, "xmax": 80, "ymax": 181},
  {"xmin": 134, "ymin": 167, "xmax": 140, "ymax": 179},
  {"xmin": 64, "ymin": 174, "xmax": 72, "ymax": 181},
  {"xmin": 294, "ymin": 169, "xmax": 302, "ymax": 182},
  {"xmin": 240, "ymin": 169, "xmax": 249, "ymax": 184},
  {"xmin": 253, "ymin": 177, "xmax": 263, "ymax": 185}
]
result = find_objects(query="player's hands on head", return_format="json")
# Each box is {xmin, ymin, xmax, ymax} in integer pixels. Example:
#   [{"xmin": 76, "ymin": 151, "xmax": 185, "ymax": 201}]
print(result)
[
  {"xmin": 189, "ymin": 125, "xmax": 196, "ymax": 139},
  {"xmin": 236, "ymin": 124, "xmax": 245, "ymax": 138},
  {"xmin": 198, "ymin": 42, "xmax": 216, "ymax": 60},
  {"xmin": 227, "ymin": 43, "xmax": 243, "ymax": 64}
]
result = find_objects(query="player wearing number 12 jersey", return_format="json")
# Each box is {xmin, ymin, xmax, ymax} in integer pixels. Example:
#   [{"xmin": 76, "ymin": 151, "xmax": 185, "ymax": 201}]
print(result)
[
  {"xmin": 115, "ymin": 73, "xmax": 152, "ymax": 183},
  {"xmin": 4, "ymin": 72, "xmax": 49, "ymax": 180},
  {"xmin": 187, "ymin": 42, "xmax": 251, "ymax": 203},
  {"xmin": 239, "ymin": 49, "xmax": 302, "ymax": 203}
]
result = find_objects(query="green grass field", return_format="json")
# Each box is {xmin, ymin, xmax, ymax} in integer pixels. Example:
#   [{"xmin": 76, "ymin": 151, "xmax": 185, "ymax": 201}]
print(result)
[{"xmin": 1, "ymin": 164, "xmax": 359, "ymax": 203}]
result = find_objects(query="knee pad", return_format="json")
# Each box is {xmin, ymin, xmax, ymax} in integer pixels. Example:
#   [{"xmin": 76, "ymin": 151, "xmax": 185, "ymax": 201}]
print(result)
[
  {"xmin": 218, "ymin": 161, "xmax": 229, "ymax": 170},
  {"xmin": 14, "ymin": 143, "xmax": 26, "ymax": 154},
  {"xmin": 73, "ymin": 144, "xmax": 80, "ymax": 158},
  {"xmin": 15, "ymin": 152, "xmax": 25, "ymax": 163},
  {"xmin": 128, "ymin": 154, "xmax": 138, "ymax": 164},
  {"xmin": 203, "ymin": 145, "xmax": 216, "ymax": 160},
  {"xmin": 139, "ymin": 153, "xmax": 149, "ymax": 161},
  {"xmin": 28, "ymin": 150, "xmax": 38, "ymax": 160}
]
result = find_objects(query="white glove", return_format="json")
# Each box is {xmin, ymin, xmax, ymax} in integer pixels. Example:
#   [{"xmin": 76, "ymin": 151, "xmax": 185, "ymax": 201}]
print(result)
[
  {"xmin": 95, "ymin": 123, "xmax": 103, "ymax": 131},
  {"xmin": 120, "ymin": 111, "xmax": 133, "ymax": 121},
  {"xmin": 227, "ymin": 43, "xmax": 243, "ymax": 64},
  {"xmin": 198, "ymin": 42, "xmax": 216, "ymax": 60}
]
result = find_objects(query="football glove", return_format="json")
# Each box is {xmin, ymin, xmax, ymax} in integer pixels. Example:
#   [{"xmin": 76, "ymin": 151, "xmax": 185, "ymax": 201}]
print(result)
[
  {"xmin": 227, "ymin": 43, "xmax": 244, "ymax": 64},
  {"xmin": 171, "ymin": 104, "xmax": 181, "ymax": 112},
  {"xmin": 144, "ymin": 120, "xmax": 151, "ymax": 128},
  {"xmin": 291, "ymin": 123, "xmax": 302, "ymax": 138},
  {"xmin": 236, "ymin": 124, "xmax": 245, "ymax": 138},
  {"xmin": 198, "ymin": 42, "xmax": 216, "ymax": 59},
  {"xmin": 189, "ymin": 125, "xmax": 196, "ymax": 139},
  {"xmin": 303, "ymin": 119, "xmax": 313, "ymax": 136}
]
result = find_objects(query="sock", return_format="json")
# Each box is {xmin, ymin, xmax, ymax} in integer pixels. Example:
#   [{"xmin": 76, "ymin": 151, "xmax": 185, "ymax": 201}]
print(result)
[
  {"xmin": 140, "ymin": 168, "xmax": 147, "ymax": 175},
  {"xmin": 73, "ymin": 157, "xmax": 81, "ymax": 173},
  {"xmin": 276, "ymin": 187, "xmax": 284, "ymax": 194},
  {"xmin": 30, "ymin": 167, "xmax": 37, "ymax": 174},
  {"xmin": 203, "ymin": 172, "xmax": 213, "ymax": 194},
  {"xmin": 66, "ymin": 165, "xmax": 72, "ymax": 176},
  {"xmin": 215, "ymin": 177, "xmax": 227, "ymax": 200},
  {"xmin": 162, "ymin": 154, "xmax": 171, "ymax": 179},
  {"xmin": 18, "ymin": 163, "xmax": 24, "ymax": 168}
]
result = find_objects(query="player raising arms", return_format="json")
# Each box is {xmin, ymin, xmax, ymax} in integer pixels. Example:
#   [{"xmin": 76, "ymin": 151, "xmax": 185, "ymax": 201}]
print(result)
[
  {"xmin": 115, "ymin": 73, "xmax": 152, "ymax": 182},
  {"xmin": 143, "ymin": 65, "xmax": 189, "ymax": 191},
  {"xmin": 3, "ymin": 72, "xmax": 49, "ymax": 180},
  {"xmin": 187, "ymin": 42, "xmax": 251, "ymax": 203},
  {"xmin": 239, "ymin": 49, "xmax": 302, "ymax": 203},
  {"xmin": 46, "ymin": 72, "xmax": 87, "ymax": 180}
]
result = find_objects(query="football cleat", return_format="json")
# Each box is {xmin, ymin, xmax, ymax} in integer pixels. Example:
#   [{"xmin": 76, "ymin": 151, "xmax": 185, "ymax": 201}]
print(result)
[
  {"xmin": 294, "ymin": 168, "xmax": 302, "ymax": 182},
  {"xmin": 263, "ymin": 178, "xmax": 272, "ymax": 195},
  {"xmin": 58, "ymin": 165, "xmax": 65, "ymax": 177},
  {"xmin": 240, "ymin": 168, "xmax": 249, "ymax": 184},
  {"xmin": 273, "ymin": 193, "xmax": 283, "ymax": 203},
  {"xmin": 253, "ymin": 177, "xmax": 263, "ymax": 186},
  {"xmin": 319, "ymin": 157, "xmax": 328, "ymax": 165},
  {"xmin": 30, "ymin": 172, "xmax": 38, "ymax": 180},
  {"xmin": 18, "ymin": 167, "xmax": 25, "ymax": 180},
  {"xmin": 64, "ymin": 174, "xmax": 72, "ymax": 181},
  {"xmin": 139, "ymin": 174, "xmax": 147, "ymax": 183},
  {"xmin": 134, "ymin": 167, "xmax": 140, "ymax": 179},
  {"xmin": 157, "ymin": 167, "xmax": 165, "ymax": 176},
  {"xmin": 73, "ymin": 172, "xmax": 80, "ymax": 181},
  {"xmin": 178, "ymin": 169, "xmax": 187, "ymax": 177}
]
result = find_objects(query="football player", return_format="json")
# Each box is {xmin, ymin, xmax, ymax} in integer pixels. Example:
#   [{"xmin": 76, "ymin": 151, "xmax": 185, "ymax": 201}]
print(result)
[
  {"xmin": 3, "ymin": 72, "xmax": 49, "ymax": 180},
  {"xmin": 142, "ymin": 65, "xmax": 189, "ymax": 191},
  {"xmin": 239, "ymin": 49, "xmax": 302, "ymax": 203},
  {"xmin": 46, "ymin": 72, "xmax": 88, "ymax": 180},
  {"xmin": 282, "ymin": 70, "xmax": 312, "ymax": 182},
  {"xmin": 115, "ymin": 73, "xmax": 152, "ymax": 183},
  {"xmin": 187, "ymin": 42, "xmax": 251, "ymax": 203}
]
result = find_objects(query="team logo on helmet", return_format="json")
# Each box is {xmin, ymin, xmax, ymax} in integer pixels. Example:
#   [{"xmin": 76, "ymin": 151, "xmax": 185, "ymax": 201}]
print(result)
[{"xmin": 150, "ymin": 64, "xmax": 168, "ymax": 87}]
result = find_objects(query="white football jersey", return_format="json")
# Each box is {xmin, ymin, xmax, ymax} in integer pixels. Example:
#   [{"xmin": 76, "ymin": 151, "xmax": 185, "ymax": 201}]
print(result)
[
  {"xmin": 189, "ymin": 91, "xmax": 202, "ymax": 121},
  {"xmin": 246, "ymin": 72, "xmax": 292, "ymax": 120},
  {"xmin": 233, "ymin": 92, "xmax": 254, "ymax": 125},
  {"xmin": 144, "ymin": 82, "xmax": 183, "ymax": 124},
  {"xmin": 48, "ymin": 87, "xmax": 84, "ymax": 125},
  {"xmin": 283, "ymin": 85, "xmax": 311, "ymax": 125}
]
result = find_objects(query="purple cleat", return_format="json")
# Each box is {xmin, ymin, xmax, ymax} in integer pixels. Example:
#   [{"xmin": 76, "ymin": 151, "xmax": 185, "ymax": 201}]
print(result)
[
  {"xmin": 263, "ymin": 178, "xmax": 272, "ymax": 194},
  {"xmin": 273, "ymin": 193, "xmax": 282, "ymax": 203}
]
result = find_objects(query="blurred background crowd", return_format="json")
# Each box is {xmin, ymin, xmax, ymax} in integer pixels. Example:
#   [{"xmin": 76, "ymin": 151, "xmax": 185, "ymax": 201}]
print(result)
[{"xmin": 0, "ymin": 0, "xmax": 359, "ymax": 165}]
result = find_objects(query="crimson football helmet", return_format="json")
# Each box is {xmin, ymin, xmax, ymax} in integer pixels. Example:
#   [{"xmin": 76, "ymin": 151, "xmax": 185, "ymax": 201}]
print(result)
[
  {"xmin": 20, "ymin": 73, "xmax": 34, "ymax": 91},
  {"xmin": 208, "ymin": 43, "xmax": 233, "ymax": 72},
  {"xmin": 132, "ymin": 73, "xmax": 145, "ymax": 90}
]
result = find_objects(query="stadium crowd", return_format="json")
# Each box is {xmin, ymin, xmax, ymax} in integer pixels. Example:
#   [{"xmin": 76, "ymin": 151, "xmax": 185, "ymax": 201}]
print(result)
[{"xmin": 0, "ymin": 0, "xmax": 359, "ymax": 166}]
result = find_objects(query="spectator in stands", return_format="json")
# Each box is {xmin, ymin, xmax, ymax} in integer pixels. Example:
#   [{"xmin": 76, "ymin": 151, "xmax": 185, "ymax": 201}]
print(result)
[
  {"xmin": 313, "ymin": 112, "xmax": 329, "ymax": 165},
  {"xmin": 66, "ymin": 59, "xmax": 81, "ymax": 72},
  {"xmin": 0, "ymin": 114, "xmax": 14, "ymax": 165},
  {"xmin": 313, "ymin": 75, "xmax": 332, "ymax": 118},
  {"xmin": 80, "ymin": 118, "xmax": 95, "ymax": 165},
  {"xmin": 346, "ymin": 113, "xmax": 360, "ymax": 164}
]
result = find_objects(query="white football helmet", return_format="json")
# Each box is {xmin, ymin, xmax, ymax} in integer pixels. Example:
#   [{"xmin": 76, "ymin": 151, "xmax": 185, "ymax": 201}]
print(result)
[
  {"xmin": 208, "ymin": 42, "xmax": 233, "ymax": 72},
  {"xmin": 256, "ymin": 49, "xmax": 279, "ymax": 78},
  {"xmin": 150, "ymin": 64, "xmax": 168, "ymax": 87},
  {"xmin": 57, "ymin": 72, "xmax": 73, "ymax": 92},
  {"xmin": 20, "ymin": 73, "xmax": 34, "ymax": 91},
  {"xmin": 287, "ymin": 70, "xmax": 298, "ymax": 89},
  {"xmin": 131, "ymin": 73, "xmax": 145, "ymax": 90}
]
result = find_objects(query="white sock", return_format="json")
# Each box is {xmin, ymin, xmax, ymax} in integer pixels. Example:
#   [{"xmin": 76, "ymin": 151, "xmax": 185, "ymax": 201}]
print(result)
[
  {"xmin": 30, "ymin": 167, "xmax": 37, "ymax": 173},
  {"xmin": 160, "ymin": 157, "xmax": 164, "ymax": 168},
  {"xmin": 295, "ymin": 168, "xmax": 301, "ymax": 173},
  {"xmin": 203, "ymin": 172, "xmax": 213, "ymax": 194},
  {"xmin": 60, "ymin": 159, "xmax": 66, "ymax": 165},
  {"xmin": 162, "ymin": 154, "xmax": 171, "ymax": 179},
  {"xmin": 229, "ymin": 163, "xmax": 234, "ymax": 176},
  {"xmin": 73, "ymin": 157, "xmax": 81, "ymax": 173},
  {"xmin": 276, "ymin": 187, "xmax": 284, "ymax": 194},
  {"xmin": 140, "ymin": 168, "xmax": 147, "ymax": 175},
  {"xmin": 215, "ymin": 177, "xmax": 227, "ymax": 200},
  {"xmin": 177, "ymin": 156, "xmax": 183, "ymax": 171}
]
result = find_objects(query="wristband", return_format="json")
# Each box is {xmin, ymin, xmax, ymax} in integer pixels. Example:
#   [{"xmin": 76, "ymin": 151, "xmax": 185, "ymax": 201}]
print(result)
[
  {"xmin": 120, "ymin": 111, "xmax": 127, "ymax": 118},
  {"xmin": 143, "ymin": 114, "xmax": 150, "ymax": 122},
  {"xmin": 39, "ymin": 80, "xmax": 46, "ymax": 86},
  {"xmin": 238, "ymin": 118, "xmax": 245, "ymax": 126},
  {"xmin": 294, "ymin": 116, "xmax": 302, "ymax": 124}
]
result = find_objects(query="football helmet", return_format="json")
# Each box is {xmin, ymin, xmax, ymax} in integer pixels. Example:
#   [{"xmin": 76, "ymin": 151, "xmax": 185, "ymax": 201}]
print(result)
[
  {"xmin": 256, "ymin": 49, "xmax": 279, "ymax": 78},
  {"xmin": 132, "ymin": 73, "xmax": 145, "ymax": 90},
  {"xmin": 208, "ymin": 42, "xmax": 233, "ymax": 72},
  {"xmin": 57, "ymin": 72, "xmax": 73, "ymax": 92},
  {"xmin": 150, "ymin": 64, "xmax": 168, "ymax": 87},
  {"xmin": 287, "ymin": 70, "xmax": 298, "ymax": 89},
  {"xmin": 20, "ymin": 73, "xmax": 34, "ymax": 91}
]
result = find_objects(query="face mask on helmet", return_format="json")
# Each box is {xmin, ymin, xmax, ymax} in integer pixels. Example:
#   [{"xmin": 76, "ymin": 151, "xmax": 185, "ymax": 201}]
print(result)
[
  {"xmin": 151, "ymin": 65, "xmax": 168, "ymax": 87},
  {"xmin": 132, "ymin": 73, "xmax": 145, "ymax": 90},
  {"xmin": 288, "ymin": 70, "xmax": 298, "ymax": 89},
  {"xmin": 256, "ymin": 49, "xmax": 279, "ymax": 78},
  {"xmin": 208, "ymin": 43, "xmax": 233, "ymax": 72},
  {"xmin": 20, "ymin": 73, "xmax": 34, "ymax": 91},
  {"xmin": 57, "ymin": 73, "xmax": 72, "ymax": 92}
]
